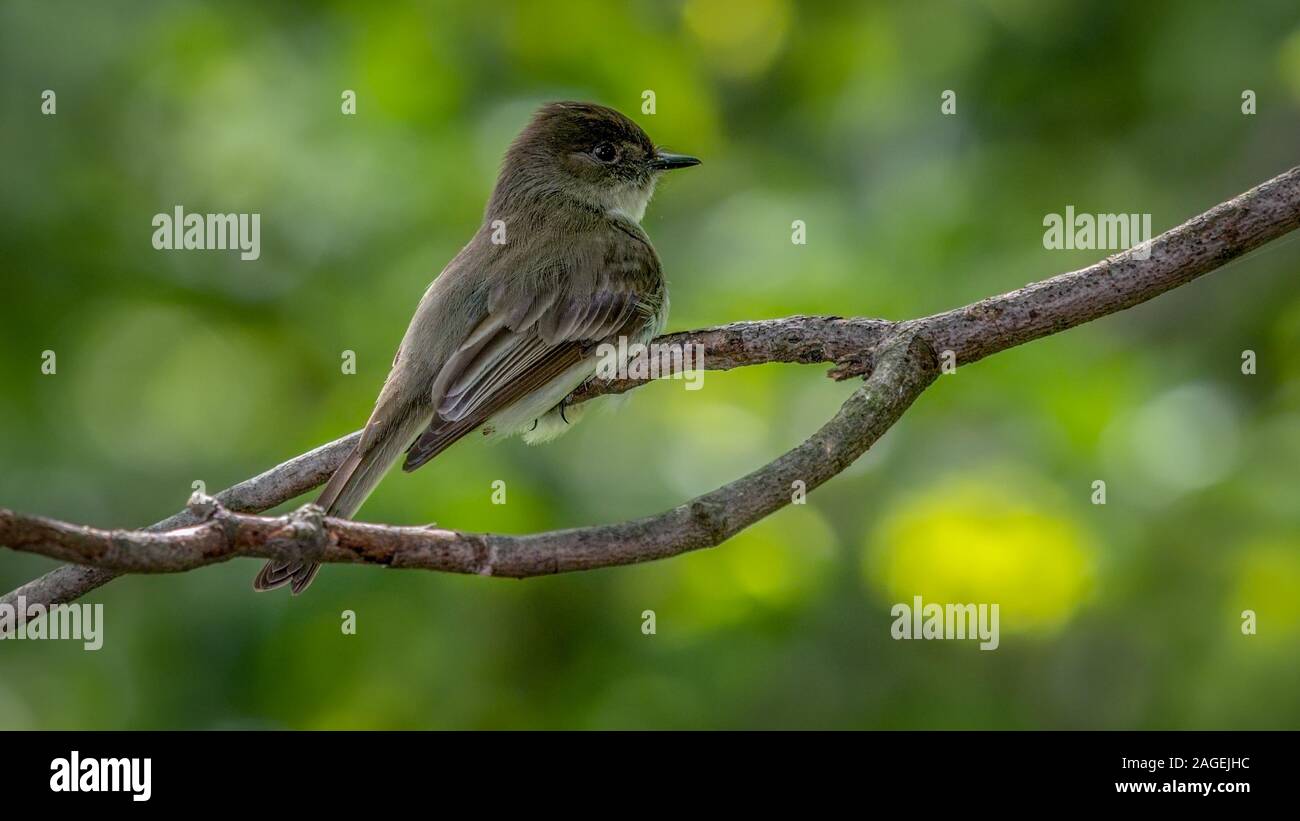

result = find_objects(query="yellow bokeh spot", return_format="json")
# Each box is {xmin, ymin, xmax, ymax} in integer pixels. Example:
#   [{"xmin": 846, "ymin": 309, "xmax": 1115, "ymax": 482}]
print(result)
[
  {"xmin": 683, "ymin": 0, "xmax": 790, "ymax": 78},
  {"xmin": 1232, "ymin": 541, "xmax": 1300, "ymax": 639},
  {"xmin": 866, "ymin": 474, "xmax": 1095, "ymax": 633}
]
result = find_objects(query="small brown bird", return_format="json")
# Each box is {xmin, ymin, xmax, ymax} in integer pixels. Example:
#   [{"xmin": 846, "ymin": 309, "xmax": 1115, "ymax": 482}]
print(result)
[{"xmin": 255, "ymin": 101, "xmax": 700, "ymax": 594}]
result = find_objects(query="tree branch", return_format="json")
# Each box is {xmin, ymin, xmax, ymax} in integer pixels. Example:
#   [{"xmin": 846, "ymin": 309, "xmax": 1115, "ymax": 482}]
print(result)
[
  {"xmin": 0, "ymin": 335, "xmax": 936, "ymax": 578},
  {"xmin": 3, "ymin": 165, "xmax": 1298, "ymax": 602}
]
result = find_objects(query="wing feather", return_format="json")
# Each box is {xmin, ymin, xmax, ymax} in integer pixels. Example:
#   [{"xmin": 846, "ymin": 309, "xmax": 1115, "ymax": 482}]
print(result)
[{"xmin": 403, "ymin": 223, "xmax": 664, "ymax": 472}]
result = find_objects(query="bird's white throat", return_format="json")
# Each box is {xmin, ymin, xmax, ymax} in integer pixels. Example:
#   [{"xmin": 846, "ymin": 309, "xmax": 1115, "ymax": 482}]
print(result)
[{"xmin": 603, "ymin": 180, "xmax": 657, "ymax": 223}]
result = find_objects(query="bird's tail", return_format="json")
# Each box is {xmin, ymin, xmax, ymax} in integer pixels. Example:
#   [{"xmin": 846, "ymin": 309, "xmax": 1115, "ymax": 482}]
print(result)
[{"xmin": 253, "ymin": 413, "xmax": 422, "ymax": 595}]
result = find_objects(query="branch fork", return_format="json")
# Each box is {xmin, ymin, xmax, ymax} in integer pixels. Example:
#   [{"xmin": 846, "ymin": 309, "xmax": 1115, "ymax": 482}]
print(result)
[{"xmin": 4, "ymin": 166, "xmax": 1299, "ymax": 605}]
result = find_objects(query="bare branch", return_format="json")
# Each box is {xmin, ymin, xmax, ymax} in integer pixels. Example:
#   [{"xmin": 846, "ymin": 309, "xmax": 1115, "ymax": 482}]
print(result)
[
  {"xmin": 568, "ymin": 316, "xmax": 895, "ymax": 402},
  {"xmin": 0, "ymin": 433, "xmax": 361, "ymax": 607},
  {"xmin": 0, "ymin": 335, "xmax": 936, "ymax": 577},
  {"xmin": 907, "ymin": 164, "xmax": 1300, "ymax": 367},
  {"xmin": 3, "ymin": 165, "xmax": 1298, "ymax": 603}
]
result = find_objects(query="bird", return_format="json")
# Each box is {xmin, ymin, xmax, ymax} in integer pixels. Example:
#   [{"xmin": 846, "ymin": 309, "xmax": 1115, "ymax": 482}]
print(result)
[{"xmin": 254, "ymin": 101, "xmax": 701, "ymax": 594}]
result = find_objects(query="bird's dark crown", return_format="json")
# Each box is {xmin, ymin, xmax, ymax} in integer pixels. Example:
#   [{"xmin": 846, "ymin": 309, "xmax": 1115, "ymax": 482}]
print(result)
[{"xmin": 522, "ymin": 101, "xmax": 656, "ymax": 158}]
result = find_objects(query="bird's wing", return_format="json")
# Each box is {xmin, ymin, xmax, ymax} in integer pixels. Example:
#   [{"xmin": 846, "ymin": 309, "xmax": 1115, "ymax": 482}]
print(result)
[{"xmin": 403, "ymin": 227, "xmax": 663, "ymax": 471}]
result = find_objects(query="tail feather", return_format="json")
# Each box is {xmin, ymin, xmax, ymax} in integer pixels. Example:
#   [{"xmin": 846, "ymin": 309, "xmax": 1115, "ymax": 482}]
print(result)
[
  {"xmin": 317, "ymin": 446, "xmax": 367, "ymax": 515},
  {"xmin": 252, "ymin": 558, "xmax": 318, "ymax": 594},
  {"xmin": 253, "ymin": 412, "xmax": 422, "ymax": 595}
]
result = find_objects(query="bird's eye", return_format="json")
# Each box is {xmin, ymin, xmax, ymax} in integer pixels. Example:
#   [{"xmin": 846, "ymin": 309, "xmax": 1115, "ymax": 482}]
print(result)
[{"xmin": 592, "ymin": 142, "xmax": 617, "ymax": 162}]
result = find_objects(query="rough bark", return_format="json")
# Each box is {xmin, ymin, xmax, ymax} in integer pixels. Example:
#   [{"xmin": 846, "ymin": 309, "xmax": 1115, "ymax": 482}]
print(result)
[{"xmin": 3, "ymin": 166, "xmax": 1298, "ymax": 604}]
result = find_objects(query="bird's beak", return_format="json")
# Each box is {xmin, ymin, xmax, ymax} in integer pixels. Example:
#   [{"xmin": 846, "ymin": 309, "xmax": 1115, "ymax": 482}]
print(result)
[{"xmin": 648, "ymin": 151, "xmax": 701, "ymax": 171}]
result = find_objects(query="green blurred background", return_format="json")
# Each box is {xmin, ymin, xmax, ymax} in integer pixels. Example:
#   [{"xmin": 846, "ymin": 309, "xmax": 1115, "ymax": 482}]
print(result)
[{"xmin": 2, "ymin": 0, "xmax": 1299, "ymax": 729}]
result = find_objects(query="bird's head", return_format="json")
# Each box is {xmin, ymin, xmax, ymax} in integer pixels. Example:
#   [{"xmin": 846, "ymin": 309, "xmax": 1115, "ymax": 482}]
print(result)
[{"xmin": 491, "ymin": 101, "xmax": 700, "ymax": 222}]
